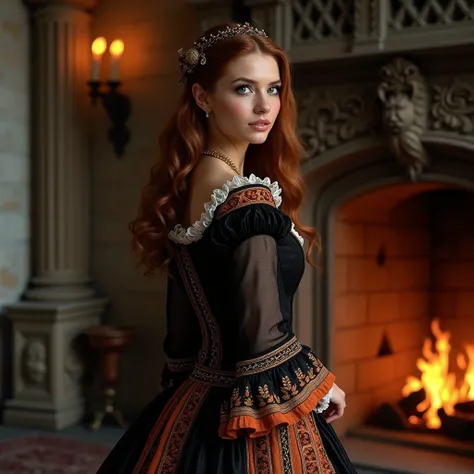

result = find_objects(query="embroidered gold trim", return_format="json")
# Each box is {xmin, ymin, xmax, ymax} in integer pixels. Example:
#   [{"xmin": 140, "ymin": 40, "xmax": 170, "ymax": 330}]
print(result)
[
  {"xmin": 191, "ymin": 364, "xmax": 236, "ymax": 387},
  {"xmin": 166, "ymin": 357, "xmax": 195, "ymax": 372},
  {"xmin": 220, "ymin": 366, "xmax": 330, "ymax": 422},
  {"xmin": 216, "ymin": 186, "xmax": 276, "ymax": 220},
  {"xmin": 236, "ymin": 336, "xmax": 301, "ymax": 376}
]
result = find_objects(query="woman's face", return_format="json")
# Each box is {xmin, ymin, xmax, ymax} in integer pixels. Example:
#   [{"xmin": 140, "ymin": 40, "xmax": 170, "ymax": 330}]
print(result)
[{"xmin": 202, "ymin": 52, "xmax": 282, "ymax": 147}]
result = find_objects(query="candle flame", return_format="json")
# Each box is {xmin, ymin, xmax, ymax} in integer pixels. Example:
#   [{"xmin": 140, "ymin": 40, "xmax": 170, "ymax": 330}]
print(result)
[
  {"xmin": 91, "ymin": 37, "xmax": 107, "ymax": 57},
  {"xmin": 110, "ymin": 39, "xmax": 124, "ymax": 58}
]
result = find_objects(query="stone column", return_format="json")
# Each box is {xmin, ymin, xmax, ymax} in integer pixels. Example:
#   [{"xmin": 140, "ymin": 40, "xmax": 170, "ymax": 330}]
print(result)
[{"xmin": 3, "ymin": 0, "xmax": 106, "ymax": 430}]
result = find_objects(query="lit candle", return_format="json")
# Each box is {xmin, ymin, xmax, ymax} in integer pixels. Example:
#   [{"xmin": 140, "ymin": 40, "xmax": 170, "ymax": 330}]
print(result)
[
  {"xmin": 91, "ymin": 37, "xmax": 107, "ymax": 81},
  {"xmin": 109, "ymin": 39, "xmax": 124, "ymax": 82}
]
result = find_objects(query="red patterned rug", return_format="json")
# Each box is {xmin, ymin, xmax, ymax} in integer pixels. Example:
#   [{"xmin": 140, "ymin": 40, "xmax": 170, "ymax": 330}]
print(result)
[{"xmin": 0, "ymin": 433, "xmax": 111, "ymax": 473}]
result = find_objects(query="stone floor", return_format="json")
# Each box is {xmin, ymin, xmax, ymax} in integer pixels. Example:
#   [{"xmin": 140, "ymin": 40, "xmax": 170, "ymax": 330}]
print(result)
[
  {"xmin": 0, "ymin": 422, "xmax": 125, "ymax": 446},
  {"xmin": 3, "ymin": 423, "xmax": 469, "ymax": 474}
]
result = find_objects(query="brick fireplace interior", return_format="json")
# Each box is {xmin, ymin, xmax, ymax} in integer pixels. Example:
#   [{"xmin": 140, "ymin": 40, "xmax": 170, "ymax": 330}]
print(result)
[{"xmin": 331, "ymin": 182, "xmax": 474, "ymax": 437}]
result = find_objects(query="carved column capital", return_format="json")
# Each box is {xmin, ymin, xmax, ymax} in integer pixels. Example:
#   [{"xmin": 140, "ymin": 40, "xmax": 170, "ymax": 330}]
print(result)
[{"xmin": 23, "ymin": 0, "xmax": 98, "ymax": 11}]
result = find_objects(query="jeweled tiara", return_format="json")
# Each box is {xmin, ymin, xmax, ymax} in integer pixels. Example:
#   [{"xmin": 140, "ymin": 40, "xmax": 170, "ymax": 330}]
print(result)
[{"xmin": 178, "ymin": 22, "xmax": 267, "ymax": 82}]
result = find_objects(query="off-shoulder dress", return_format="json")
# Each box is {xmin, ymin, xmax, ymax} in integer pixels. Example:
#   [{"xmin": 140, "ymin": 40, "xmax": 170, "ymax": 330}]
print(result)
[{"xmin": 97, "ymin": 176, "xmax": 357, "ymax": 474}]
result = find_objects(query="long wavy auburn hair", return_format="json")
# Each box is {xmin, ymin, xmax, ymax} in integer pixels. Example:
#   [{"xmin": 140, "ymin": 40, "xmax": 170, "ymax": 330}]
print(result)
[{"xmin": 130, "ymin": 22, "xmax": 320, "ymax": 275}]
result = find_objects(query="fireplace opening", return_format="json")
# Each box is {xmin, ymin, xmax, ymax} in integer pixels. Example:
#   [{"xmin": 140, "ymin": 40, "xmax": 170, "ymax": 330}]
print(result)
[{"xmin": 331, "ymin": 182, "xmax": 474, "ymax": 452}]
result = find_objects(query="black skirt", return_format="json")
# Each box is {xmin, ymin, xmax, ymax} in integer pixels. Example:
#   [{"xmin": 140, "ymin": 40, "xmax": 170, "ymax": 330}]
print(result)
[{"xmin": 97, "ymin": 380, "xmax": 357, "ymax": 474}]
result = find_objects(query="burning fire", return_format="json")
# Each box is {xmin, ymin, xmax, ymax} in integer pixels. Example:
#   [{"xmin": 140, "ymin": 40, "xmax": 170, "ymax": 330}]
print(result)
[{"xmin": 402, "ymin": 318, "xmax": 474, "ymax": 429}]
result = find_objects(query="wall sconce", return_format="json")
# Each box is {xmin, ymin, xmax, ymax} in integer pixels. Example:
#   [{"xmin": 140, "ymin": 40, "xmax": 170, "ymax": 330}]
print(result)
[{"xmin": 88, "ymin": 37, "xmax": 131, "ymax": 158}]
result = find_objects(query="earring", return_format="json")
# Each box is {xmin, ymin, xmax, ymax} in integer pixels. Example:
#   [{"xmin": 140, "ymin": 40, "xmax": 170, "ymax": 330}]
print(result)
[{"xmin": 205, "ymin": 110, "xmax": 210, "ymax": 118}]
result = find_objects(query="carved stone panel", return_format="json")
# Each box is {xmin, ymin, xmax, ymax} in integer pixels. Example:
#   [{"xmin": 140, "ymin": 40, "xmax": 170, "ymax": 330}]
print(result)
[
  {"xmin": 431, "ymin": 80, "xmax": 474, "ymax": 135},
  {"xmin": 22, "ymin": 338, "xmax": 48, "ymax": 388},
  {"xmin": 377, "ymin": 57, "xmax": 429, "ymax": 180},
  {"xmin": 297, "ymin": 89, "xmax": 378, "ymax": 159}
]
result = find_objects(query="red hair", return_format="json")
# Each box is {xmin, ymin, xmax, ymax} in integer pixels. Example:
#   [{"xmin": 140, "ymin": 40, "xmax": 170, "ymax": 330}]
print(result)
[{"xmin": 130, "ymin": 22, "xmax": 319, "ymax": 275}]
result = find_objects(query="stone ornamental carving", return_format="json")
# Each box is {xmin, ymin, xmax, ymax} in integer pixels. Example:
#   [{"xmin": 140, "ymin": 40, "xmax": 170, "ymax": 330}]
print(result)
[
  {"xmin": 388, "ymin": 0, "xmax": 474, "ymax": 31},
  {"xmin": 64, "ymin": 346, "xmax": 84, "ymax": 390},
  {"xmin": 378, "ymin": 57, "xmax": 429, "ymax": 181},
  {"xmin": 23, "ymin": 339, "xmax": 48, "ymax": 385},
  {"xmin": 431, "ymin": 80, "xmax": 474, "ymax": 135},
  {"xmin": 292, "ymin": 0, "xmax": 355, "ymax": 41},
  {"xmin": 297, "ymin": 92, "xmax": 376, "ymax": 158}
]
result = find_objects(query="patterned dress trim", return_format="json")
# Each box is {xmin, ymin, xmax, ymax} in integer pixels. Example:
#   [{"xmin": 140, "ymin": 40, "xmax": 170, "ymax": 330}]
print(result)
[
  {"xmin": 215, "ymin": 186, "xmax": 276, "ymax": 219},
  {"xmin": 236, "ymin": 336, "xmax": 301, "ymax": 376},
  {"xmin": 147, "ymin": 380, "xmax": 210, "ymax": 474},
  {"xmin": 278, "ymin": 426, "xmax": 293, "ymax": 473},
  {"xmin": 175, "ymin": 246, "xmax": 222, "ymax": 369},
  {"xmin": 190, "ymin": 363, "xmax": 236, "ymax": 387},
  {"xmin": 132, "ymin": 380, "xmax": 192, "ymax": 473},
  {"xmin": 166, "ymin": 356, "xmax": 195, "ymax": 372},
  {"xmin": 219, "ymin": 367, "xmax": 336, "ymax": 439},
  {"xmin": 293, "ymin": 416, "xmax": 336, "ymax": 474}
]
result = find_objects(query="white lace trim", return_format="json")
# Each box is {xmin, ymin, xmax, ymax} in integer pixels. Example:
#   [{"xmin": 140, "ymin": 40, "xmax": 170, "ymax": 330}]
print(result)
[
  {"xmin": 314, "ymin": 385, "xmax": 334, "ymax": 414},
  {"xmin": 168, "ymin": 174, "xmax": 297, "ymax": 245},
  {"xmin": 291, "ymin": 222, "xmax": 304, "ymax": 246}
]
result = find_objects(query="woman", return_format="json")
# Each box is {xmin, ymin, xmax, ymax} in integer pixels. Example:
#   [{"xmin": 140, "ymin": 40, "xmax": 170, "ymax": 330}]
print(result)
[{"xmin": 98, "ymin": 21, "xmax": 357, "ymax": 474}]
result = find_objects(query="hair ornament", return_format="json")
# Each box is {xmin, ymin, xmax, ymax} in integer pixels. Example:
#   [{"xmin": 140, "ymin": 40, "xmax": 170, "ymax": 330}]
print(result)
[{"xmin": 178, "ymin": 22, "xmax": 267, "ymax": 82}]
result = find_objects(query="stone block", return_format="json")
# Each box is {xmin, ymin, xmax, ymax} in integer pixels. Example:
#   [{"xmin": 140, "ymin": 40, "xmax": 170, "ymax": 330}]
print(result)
[
  {"xmin": 0, "ymin": 214, "xmax": 29, "ymax": 242},
  {"xmin": 399, "ymin": 291, "xmax": 430, "ymax": 320},
  {"xmin": 333, "ymin": 362, "xmax": 356, "ymax": 395},
  {"xmin": 386, "ymin": 319, "xmax": 428, "ymax": 353},
  {"xmin": 0, "ymin": 154, "xmax": 29, "ymax": 183},
  {"xmin": 0, "ymin": 182, "xmax": 28, "ymax": 212},
  {"xmin": 334, "ymin": 221, "xmax": 365, "ymax": 256},
  {"xmin": 347, "ymin": 257, "xmax": 388, "ymax": 292},
  {"xmin": 368, "ymin": 293, "xmax": 399, "ymax": 323},
  {"xmin": 387, "ymin": 258, "xmax": 430, "ymax": 290},
  {"xmin": 333, "ymin": 325, "xmax": 384, "ymax": 364},
  {"xmin": 333, "ymin": 294, "xmax": 368, "ymax": 329},
  {"xmin": 356, "ymin": 355, "xmax": 396, "ymax": 391}
]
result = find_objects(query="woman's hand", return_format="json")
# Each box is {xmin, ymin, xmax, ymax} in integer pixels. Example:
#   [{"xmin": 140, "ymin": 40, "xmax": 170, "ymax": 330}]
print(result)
[{"xmin": 324, "ymin": 383, "xmax": 346, "ymax": 423}]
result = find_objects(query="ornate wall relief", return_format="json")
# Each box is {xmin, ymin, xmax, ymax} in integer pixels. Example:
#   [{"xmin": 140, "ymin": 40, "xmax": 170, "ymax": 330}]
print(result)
[
  {"xmin": 377, "ymin": 57, "xmax": 429, "ymax": 180},
  {"xmin": 23, "ymin": 338, "xmax": 48, "ymax": 386},
  {"xmin": 297, "ymin": 90, "xmax": 378, "ymax": 159},
  {"xmin": 431, "ymin": 80, "xmax": 474, "ymax": 135}
]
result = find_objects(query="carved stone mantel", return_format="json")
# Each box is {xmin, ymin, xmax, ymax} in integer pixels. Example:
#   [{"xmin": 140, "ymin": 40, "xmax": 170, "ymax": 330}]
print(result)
[{"xmin": 4, "ymin": 0, "xmax": 106, "ymax": 430}]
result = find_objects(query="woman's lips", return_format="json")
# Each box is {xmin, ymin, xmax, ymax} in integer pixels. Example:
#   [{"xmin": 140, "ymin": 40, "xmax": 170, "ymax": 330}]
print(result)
[{"xmin": 249, "ymin": 121, "xmax": 271, "ymax": 131}]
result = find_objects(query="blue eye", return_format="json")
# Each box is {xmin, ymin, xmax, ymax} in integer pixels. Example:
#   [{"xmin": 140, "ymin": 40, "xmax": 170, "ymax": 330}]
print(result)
[
  {"xmin": 269, "ymin": 86, "xmax": 281, "ymax": 95},
  {"xmin": 236, "ymin": 85, "xmax": 251, "ymax": 94}
]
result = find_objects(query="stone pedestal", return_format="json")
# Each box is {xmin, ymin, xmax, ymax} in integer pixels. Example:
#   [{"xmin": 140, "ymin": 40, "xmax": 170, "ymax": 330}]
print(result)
[
  {"xmin": 2, "ymin": 0, "xmax": 106, "ymax": 430},
  {"xmin": 3, "ymin": 300, "xmax": 106, "ymax": 430}
]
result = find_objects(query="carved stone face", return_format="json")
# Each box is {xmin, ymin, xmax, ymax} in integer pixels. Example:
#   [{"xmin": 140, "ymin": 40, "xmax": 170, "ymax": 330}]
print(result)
[
  {"xmin": 382, "ymin": 90, "xmax": 415, "ymax": 134},
  {"xmin": 24, "ymin": 340, "xmax": 47, "ymax": 384}
]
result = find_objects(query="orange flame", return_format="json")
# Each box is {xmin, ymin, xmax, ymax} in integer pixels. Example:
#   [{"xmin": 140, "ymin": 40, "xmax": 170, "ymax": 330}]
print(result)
[{"xmin": 402, "ymin": 318, "xmax": 474, "ymax": 429}]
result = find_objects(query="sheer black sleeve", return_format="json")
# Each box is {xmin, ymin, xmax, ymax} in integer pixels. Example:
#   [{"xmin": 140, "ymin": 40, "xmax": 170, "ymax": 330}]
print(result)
[
  {"xmin": 160, "ymin": 270, "xmax": 201, "ymax": 390},
  {"xmin": 210, "ymin": 185, "xmax": 335, "ymax": 439}
]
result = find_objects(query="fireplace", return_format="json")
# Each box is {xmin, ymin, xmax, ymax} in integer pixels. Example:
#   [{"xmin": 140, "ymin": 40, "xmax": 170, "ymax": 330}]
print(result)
[{"xmin": 331, "ymin": 184, "xmax": 474, "ymax": 442}]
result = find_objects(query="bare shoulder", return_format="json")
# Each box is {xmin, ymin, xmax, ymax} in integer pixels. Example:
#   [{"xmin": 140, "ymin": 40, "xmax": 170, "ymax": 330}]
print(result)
[{"xmin": 187, "ymin": 158, "xmax": 235, "ymax": 225}]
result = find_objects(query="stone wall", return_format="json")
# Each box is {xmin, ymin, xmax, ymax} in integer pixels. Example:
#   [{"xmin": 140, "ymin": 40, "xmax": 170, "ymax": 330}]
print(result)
[
  {"xmin": 89, "ymin": 0, "xmax": 199, "ymax": 418},
  {"xmin": 0, "ymin": 0, "xmax": 30, "ymax": 409}
]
